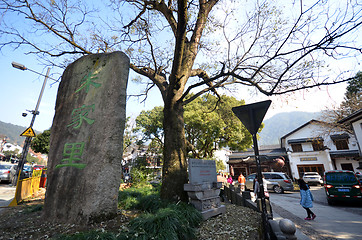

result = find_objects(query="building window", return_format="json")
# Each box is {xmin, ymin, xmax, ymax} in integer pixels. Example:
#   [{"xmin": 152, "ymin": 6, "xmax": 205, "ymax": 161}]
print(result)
[
  {"xmin": 291, "ymin": 144, "xmax": 303, "ymax": 152},
  {"xmin": 334, "ymin": 139, "xmax": 349, "ymax": 150},
  {"xmin": 341, "ymin": 163, "xmax": 353, "ymax": 171},
  {"xmin": 312, "ymin": 141, "xmax": 324, "ymax": 151}
]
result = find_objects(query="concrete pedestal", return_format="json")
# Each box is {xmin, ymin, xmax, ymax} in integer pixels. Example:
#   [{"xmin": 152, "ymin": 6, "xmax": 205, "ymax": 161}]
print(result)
[{"xmin": 184, "ymin": 182, "xmax": 226, "ymax": 220}]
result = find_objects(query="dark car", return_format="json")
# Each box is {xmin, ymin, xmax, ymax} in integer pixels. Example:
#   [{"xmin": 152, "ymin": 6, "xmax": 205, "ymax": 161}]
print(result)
[{"xmin": 324, "ymin": 170, "xmax": 362, "ymax": 205}]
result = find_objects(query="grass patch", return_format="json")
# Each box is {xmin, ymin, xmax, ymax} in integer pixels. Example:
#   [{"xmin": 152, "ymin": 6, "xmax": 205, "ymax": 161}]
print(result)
[
  {"xmin": 24, "ymin": 204, "xmax": 43, "ymax": 213},
  {"xmin": 128, "ymin": 202, "xmax": 202, "ymax": 240},
  {"xmin": 58, "ymin": 184, "xmax": 202, "ymax": 240},
  {"xmin": 63, "ymin": 184, "xmax": 201, "ymax": 239}
]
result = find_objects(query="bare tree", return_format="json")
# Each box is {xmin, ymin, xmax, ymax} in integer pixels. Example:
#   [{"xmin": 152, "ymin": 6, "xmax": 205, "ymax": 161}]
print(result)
[
  {"xmin": 320, "ymin": 71, "xmax": 362, "ymax": 133},
  {"xmin": 1, "ymin": 0, "xmax": 361, "ymax": 201}
]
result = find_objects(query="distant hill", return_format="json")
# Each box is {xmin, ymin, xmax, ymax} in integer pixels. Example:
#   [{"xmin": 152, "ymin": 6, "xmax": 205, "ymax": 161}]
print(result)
[
  {"xmin": 2, "ymin": 111, "xmax": 320, "ymax": 147},
  {"xmin": 0, "ymin": 121, "xmax": 40, "ymax": 145},
  {"xmin": 259, "ymin": 111, "xmax": 322, "ymax": 146}
]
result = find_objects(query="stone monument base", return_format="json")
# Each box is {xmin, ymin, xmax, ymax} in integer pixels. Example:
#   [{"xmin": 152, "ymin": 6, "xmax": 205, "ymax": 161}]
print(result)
[{"xmin": 184, "ymin": 182, "xmax": 226, "ymax": 220}]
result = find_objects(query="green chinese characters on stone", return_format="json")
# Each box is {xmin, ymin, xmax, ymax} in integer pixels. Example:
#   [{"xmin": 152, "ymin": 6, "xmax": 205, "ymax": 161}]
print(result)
[
  {"xmin": 67, "ymin": 104, "xmax": 95, "ymax": 129},
  {"xmin": 75, "ymin": 69, "xmax": 102, "ymax": 93},
  {"xmin": 55, "ymin": 142, "xmax": 86, "ymax": 169}
]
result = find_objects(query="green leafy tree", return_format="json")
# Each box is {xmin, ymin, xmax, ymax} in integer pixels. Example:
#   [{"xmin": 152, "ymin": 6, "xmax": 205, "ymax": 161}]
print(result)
[
  {"xmin": 346, "ymin": 72, "xmax": 362, "ymax": 97},
  {"xmin": 3, "ymin": 150, "xmax": 20, "ymax": 162},
  {"xmin": 123, "ymin": 117, "xmax": 138, "ymax": 153},
  {"xmin": 30, "ymin": 130, "xmax": 50, "ymax": 154},
  {"xmin": 26, "ymin": 153, "xmax": 41, "ymax": 165},
  {"xmin": 1, "ymin": 1, "xmax": 361, "ymax": 201},
  {"xmin": 134, "ymin": 106, "xmax": 164, "ymax": 149},
  {"xmin": 215, "ymin": 159, "xmax": 225, "ymax": 172},
  {"xmin": 135, "ymin": 94, "xmax": 257, "ymax": 159},
  {"xmin": 184, "ymin": 94, "xmax": 255, "ymax": 158}
]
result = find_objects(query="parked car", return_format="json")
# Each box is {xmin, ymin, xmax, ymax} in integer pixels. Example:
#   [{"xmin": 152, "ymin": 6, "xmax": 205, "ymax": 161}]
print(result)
[
  {"xmin": 302, "ymin": 172, "xmax": 323, "ymax": 186},
  {"xmin": 23, "ymin": 165, "xmax": 33, "ymax": 178},
  {"xmin": 0, "ymin": 163, "xmax": 13, "ymax": 183},
  {"xmin": 9, "ymin": 165, "xmax": 32, "ymax": 183},
  {"xmin": 245, "ymin": 172, "xmax": 294, "ymax": 194},
  {"xmin": 324, "ymin": 170, "xmax": 362, "ymax": 205},
  {"xmin": 356, "ymin": 172, "xmax": 362, "ymax": 181},
  {"xmin": 33, "ymin": 165, "xmax": 45, "ymax": 171}
]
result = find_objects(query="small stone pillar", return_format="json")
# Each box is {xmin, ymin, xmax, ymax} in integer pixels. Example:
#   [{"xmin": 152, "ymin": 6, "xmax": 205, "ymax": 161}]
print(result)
[
  {"xmin": 184, "ymin": 159, "xmax": 226, "ymax": 220},
  {"xmin": 279, "ymin": 219, "xmax": 297, "ymax": 240}
]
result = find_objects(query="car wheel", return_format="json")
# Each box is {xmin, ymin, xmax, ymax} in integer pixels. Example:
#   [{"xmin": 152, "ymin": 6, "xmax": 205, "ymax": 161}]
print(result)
[
  {"xmin": 273, "ymin": 185, "xmax": 284, "ymax": 194},
  {"xmin": 327, "ymin": 199, "xmax": 334, "ymax": 205}
]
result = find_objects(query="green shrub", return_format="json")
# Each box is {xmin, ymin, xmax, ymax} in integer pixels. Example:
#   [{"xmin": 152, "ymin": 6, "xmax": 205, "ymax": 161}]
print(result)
[
  {"xmin": 137, "ymin": 194, "xmax": 167, "ymax": 213},
  {"xmin": 169, "ymin": 202, "xmax": 203, "ymax": 228},
  {"xmin": 130, "ymin": 168, "xmax": 149, "ymax": 186},
  {"xmin": 25, "ymin": 204, "xmax": 43, "ymax": 213},
  {"xmin": 129, "ymin": 208, "xmax": 183, "ymax": 240},
  {"xmin": 60, "ymin": 184, "xmax": 202, "ymax": 240},
  {"xmin": 128, "ymin": 203, "xmax": 202, "ymax": 240},
  {"xmin": 118, "ymin": 184, "xmax": 160, "ymax": 210}
]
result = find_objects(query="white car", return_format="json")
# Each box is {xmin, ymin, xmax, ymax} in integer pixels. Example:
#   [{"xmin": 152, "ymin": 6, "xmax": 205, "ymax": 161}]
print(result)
[{"xmin": 302, "ymin": 172, "xmax": 323, "ymax": 186}]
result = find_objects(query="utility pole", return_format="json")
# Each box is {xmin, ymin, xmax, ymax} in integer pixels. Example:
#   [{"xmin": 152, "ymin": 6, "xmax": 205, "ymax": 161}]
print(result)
[{"xmin": 12, "ymin": 62, "xmax": 50, "ymax": 186}]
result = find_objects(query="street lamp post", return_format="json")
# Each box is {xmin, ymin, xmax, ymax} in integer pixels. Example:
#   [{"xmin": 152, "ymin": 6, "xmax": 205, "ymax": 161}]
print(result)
[{"xmin": 12, "ymin": 62, "xmax": 51, "ymax": 186}]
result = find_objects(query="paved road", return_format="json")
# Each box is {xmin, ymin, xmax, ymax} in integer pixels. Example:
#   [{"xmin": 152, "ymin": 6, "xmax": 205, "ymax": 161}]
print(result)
[
  {"xmin": 270, "ymin": 186, "xmax": 362, "ymax": 240},
  {"xmin": 0, "ymin": 183, "xmax": 16, "ymax": 208}
]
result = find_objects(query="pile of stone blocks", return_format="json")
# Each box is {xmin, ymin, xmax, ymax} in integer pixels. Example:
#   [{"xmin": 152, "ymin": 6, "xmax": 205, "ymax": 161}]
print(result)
[{"xmin": 184, "ymin": 159, "xmax": 226, "ymax": 220}]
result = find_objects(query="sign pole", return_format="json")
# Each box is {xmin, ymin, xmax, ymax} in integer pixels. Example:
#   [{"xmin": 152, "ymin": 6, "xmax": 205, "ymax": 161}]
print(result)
[
  {"xmin": 232, "ymin": 100, "xmax": 272, "ymax": 240},
  {"xmin": 13, "ymin": 67, "xmax": 50, "ymax": 187}
]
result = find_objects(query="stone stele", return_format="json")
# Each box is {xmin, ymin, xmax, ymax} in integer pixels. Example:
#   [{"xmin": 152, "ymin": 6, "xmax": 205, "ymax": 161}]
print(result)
[
  {"xmin": 184, "ymin": 159, "xmax": 226, "ymax": 220},
  {"xmin": 43, "ymin": 52, "xmax": 129, "ymax": 223}
]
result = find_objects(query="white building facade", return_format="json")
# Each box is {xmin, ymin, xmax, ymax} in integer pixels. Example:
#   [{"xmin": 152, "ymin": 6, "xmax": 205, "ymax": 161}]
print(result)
[
  {"xmin": 281, "ymin": 120, "xmax": 360, "ymax": 179},
  {"xmin": 338, "ymin": 109, "xmax": 362, "ymax": 170}
]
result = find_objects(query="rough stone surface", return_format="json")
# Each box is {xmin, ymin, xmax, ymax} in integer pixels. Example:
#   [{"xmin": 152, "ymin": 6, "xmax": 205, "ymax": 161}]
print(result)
[
  {"xmin": 184, "ymin": 182, "xmax": 222, "ymax": 191},
  {"xmin": 43, "ymin": 51, "xmax": 129, "ymax": 223},
  {"xmin": 279, "ymin": 218, "xmax": 297, "ymax": 240},
  {"xmin": 199, "ymin": 204, "xmax": 226, "ymax": 220}
]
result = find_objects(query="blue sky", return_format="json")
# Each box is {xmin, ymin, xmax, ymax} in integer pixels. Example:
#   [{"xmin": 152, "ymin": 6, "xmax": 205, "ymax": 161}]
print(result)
[
  {"xmin": 0, "ymin": 1, "xmax": 358, "ymax": 134},
  {"xmin": 0, "ymin": 47, "xmax": 348, "ymax": 133},
  {"xmin": 0, "ymin": 48, "xmax": 164, "ymax": 132}
]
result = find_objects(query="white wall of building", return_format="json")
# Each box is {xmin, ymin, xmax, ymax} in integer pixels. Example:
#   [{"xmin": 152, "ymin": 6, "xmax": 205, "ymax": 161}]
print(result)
[
  {"xmin": 351, "ymin": 118, "xmax": 362, "ymax": 155},
  {"xmin": 287, "ymin": 150, "xmax": 334, "ymax": 179},
  {"xmin": 282, "ymin": 120, "xmax": 359, "ymax": 179},
  {"xmin": 2, "ymin": 143, "xmax": 22, "ymax": 153}
]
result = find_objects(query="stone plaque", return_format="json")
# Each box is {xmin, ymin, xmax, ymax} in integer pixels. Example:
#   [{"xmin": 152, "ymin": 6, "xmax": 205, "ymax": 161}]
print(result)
[
  {"xmin": 43, "ymin": 52, "xmax": 129, "ymax": 223},
  {"xmin": 188, "ymin": 158, "xmax": 217, "ymax": 184}
]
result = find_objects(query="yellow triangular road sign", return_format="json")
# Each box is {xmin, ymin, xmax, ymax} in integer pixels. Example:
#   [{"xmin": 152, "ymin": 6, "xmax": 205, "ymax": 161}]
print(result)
[{"xmin": 20, "ymin": 127, "xmax": 36, "ymax": 137}]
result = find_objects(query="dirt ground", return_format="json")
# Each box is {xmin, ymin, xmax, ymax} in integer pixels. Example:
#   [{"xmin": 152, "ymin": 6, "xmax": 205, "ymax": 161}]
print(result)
[{"xmin": 0, "ymin": 190, "xmax": 262, "ymax": 240}]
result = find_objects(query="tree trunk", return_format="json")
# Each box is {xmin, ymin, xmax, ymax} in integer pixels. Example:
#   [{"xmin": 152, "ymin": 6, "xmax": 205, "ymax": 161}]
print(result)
[{"xmin": 160, "ymin": 99, "xmax": 188, "ymax": 201}]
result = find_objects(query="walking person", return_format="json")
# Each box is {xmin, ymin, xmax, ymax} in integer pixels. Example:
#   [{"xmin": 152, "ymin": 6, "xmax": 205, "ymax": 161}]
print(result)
[
  {"xmin": 227, "ymin": 175, "xmax": 233, "ymax": 184},
  {"xmin": 254, "ymin": 174, "xmax": 273, "ymax": 219},
  {"xmin": 298, "ymin": 179, "xmax": 316, "ymax": 220},
  {"xmin": 238, "ymin": 173, "xmax": 246, "ymax": 191},
  {"xmin": 254, "ymin": 174, "xmax": 270, "ymax": 199}
]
